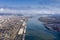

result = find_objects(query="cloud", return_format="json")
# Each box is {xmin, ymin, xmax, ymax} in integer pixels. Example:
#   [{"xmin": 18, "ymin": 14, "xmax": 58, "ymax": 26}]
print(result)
[
  {"xmin": 0, "ymin": 8, "xmax": 20, "ymax": 14},
  {"xmin": 0, "ymin": 0, "xmax": 60, "ymax": 14},
  {"xmin": 0, "ymin": 7, "xmax": 60, "ymax": 14}
]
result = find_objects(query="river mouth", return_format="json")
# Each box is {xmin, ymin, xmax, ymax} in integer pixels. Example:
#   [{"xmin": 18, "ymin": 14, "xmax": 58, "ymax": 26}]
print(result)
[{"xmin": 25, "ymin": 16, "xmax": 60, "ymax": 40}]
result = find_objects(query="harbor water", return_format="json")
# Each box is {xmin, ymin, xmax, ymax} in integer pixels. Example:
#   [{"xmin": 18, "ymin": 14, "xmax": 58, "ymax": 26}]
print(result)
[{"xmin": 25, "ymin": 16, "xmax": 60, "ymax": 40}]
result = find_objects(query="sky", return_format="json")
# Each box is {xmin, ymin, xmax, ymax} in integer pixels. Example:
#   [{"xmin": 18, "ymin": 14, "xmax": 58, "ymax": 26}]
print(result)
[{"xmin": 0, "ymin": 0, "xmax": 60, "ymax": 14}]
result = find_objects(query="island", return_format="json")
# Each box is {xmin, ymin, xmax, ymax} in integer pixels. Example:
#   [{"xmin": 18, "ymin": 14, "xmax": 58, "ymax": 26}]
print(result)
[{"xmin": 38, "ymin": 15, "xmax": 60, "ymax": 32}]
